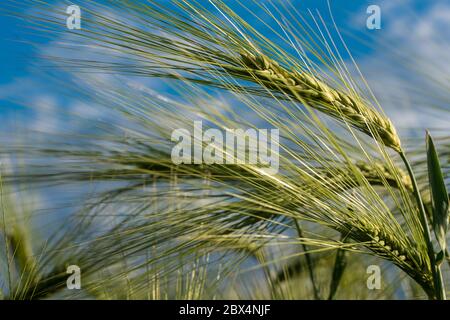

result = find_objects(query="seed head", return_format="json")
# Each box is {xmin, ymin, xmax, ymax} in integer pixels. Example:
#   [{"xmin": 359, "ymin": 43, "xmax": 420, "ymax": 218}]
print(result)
[{"xmin": 233, "ymin": 52, "xmax": 402, "ymax": 152}]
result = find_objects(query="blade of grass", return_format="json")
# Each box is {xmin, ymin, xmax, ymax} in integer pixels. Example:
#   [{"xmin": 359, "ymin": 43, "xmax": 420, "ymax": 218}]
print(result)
[
  {"xmin": 426, "ymin": 132, "xmax": 449, "ymax": 255},
  {"xmin": 399, "ymin": 150, "xmax": 445, "ymax": 300}
]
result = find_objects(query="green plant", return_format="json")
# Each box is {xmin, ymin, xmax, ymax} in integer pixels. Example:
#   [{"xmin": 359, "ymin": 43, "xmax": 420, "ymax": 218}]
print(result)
[{"xmin": 1, "ymin": 0, "xmax": 449, "ymax": 300}]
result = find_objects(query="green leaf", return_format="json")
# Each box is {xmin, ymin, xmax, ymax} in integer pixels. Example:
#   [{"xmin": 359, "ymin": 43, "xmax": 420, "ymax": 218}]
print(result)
[{"xmin": 426, "ymin": 132, "xmax": 449, "ymax": 252}]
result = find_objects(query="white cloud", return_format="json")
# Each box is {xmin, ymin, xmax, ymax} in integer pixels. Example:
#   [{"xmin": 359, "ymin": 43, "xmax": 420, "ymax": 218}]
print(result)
[
  {"xmin": 29, "ymin": 95, "xmax": 61, "ymax": 133},
  {"xmin": 349, "ymin": 1, "xmax": 450, "ymax": 133}
]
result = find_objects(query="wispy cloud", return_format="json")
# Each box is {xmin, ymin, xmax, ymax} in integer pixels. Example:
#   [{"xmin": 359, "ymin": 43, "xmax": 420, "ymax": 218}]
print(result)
[{"xmin": 348, "ymin": 0, "xmax": 450, "ymax": 133}]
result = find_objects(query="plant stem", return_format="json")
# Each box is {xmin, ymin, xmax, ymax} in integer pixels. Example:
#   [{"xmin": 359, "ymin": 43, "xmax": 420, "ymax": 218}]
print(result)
[
  {"xmin": 328, "ymin": 233, "xmax": 348, "ymax": 300},
  {"xmin": 399, "ymin": 150, "xmax": 446, "ymax": 300},
  {"xmin": 293, "ymin": 219, "xmax": 321, "ymax": 300}
]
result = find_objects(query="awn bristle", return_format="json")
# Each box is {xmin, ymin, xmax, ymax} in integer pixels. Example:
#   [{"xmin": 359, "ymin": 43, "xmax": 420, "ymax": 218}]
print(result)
[{"xmin": 231, "ymin": 52, "xmax": 401, "ymax": 152}]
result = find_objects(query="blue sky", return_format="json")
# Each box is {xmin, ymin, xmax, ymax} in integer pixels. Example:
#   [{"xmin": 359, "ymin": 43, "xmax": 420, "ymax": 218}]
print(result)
[
  {"xmin": 0, "ymin": 0, "xmax": 449, "ymax": 132},
  {"xmin": 0, "ymin": 1, "xmax": 388, "ymax": 85}
]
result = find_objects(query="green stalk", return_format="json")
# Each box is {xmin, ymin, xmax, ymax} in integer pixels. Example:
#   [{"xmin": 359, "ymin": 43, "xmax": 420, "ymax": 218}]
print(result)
[
  {"xmin": 294, "ymin": 219, "xmax": 321, "ymax": 300},
  {"xmin": 327, "ymin": 233, "xmax": 348, "ymax": 300},
  {"xmin": 399, "ymin": 151, "xmax": 446, "ymax": 300}
]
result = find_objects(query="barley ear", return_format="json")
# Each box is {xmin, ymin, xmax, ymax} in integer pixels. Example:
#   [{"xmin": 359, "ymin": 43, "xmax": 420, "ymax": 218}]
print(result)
[{"xmin": 233, "ymin": 52, "xmax": 402, "ymax": 152}]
